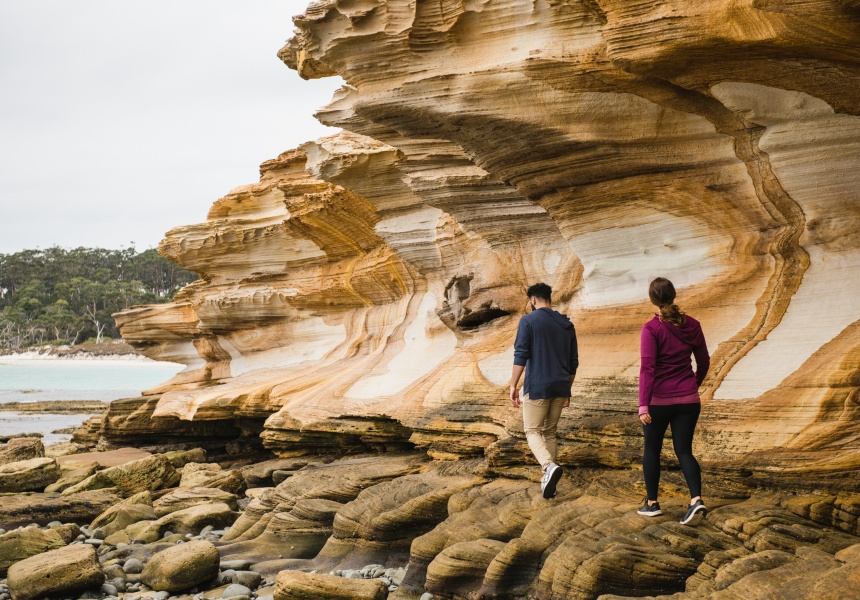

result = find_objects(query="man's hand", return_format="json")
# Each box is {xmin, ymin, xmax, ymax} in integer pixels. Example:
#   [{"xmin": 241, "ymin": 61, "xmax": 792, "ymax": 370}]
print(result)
[
  {"xmin": 564, "ymin": 397, "xmax": 570, "ymax": 408},
  {"xmin": 639, "ymin": 412, "xmax": 652, "ymax": 425},
  {"xmin": 510, "ymin": 364, "xmax": 525, "ymax": 409},
  {"xmin": 510, "ymin": 385, "xmax": 521, "ymax": 408}
]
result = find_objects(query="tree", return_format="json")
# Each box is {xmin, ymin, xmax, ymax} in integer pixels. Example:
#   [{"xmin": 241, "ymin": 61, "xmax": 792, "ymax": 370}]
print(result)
[{"xmin": 0, "ymin": 246, "xmax": 198, "ymax": 348}]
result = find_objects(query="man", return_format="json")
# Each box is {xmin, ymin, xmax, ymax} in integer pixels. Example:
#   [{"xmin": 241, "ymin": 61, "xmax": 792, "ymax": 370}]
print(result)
[{"xmin": 510, "ymin": 282, "xmax": 578, "ymax": 499}]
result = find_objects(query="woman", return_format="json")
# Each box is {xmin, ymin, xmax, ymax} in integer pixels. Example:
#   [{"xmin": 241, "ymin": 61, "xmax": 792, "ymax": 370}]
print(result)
[{"xmin": 637, "ymin": 277, "xmax": 710, "ymax": 525}]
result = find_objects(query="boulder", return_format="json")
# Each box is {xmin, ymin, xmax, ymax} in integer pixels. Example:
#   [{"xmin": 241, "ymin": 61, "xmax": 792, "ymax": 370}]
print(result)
[
  {"xmin": 91, "ymin": 502, "xmax": 157, "ymax": 537},
  {"xmin": 140, "ymin": 539, "xmax": 220, "ymax": 591},
  {"xmin": 44, "ymin": 464, "xmax": 98, "ymax": 493},
  {"xmin": 274, "ymin": 570, "xmax": 388, "ymax": 600},
  {"xmin": 0, "ymin": 438, "xmax": 45, "ymax": 466},
  {"xmin": 7, "ymin": 543, "xmax": 104, "ymax": 600},
  {"xmin": 44, "ymin": 441, "xmax": 85, "ymax": 458},
  {"xmin": 0, "ymin": 489, "xmax": 122, "ymax": 529},
  {"xmin": 0, "ymin": 457, "xmax": 61, "ymax": 492},
  {"xmin": 233, "ymin": 571, "xmax": 263, "ymax": 589},
  {"xmin": 90, "ymin": 490, "xmax": 155, "ymax": 536},
  {"xmin": 180, "ymin": 463, "xmax": 246, "ymax": 495},
  {"xmin": 0, "ymin": 527, "xmax": 66, "ymax": 576},
  {"xmin": 154, "ymin": 486, "xmax": 239, "ymax": 517},
  {"xmin": 223, "ymin": 583, "xmax": 252, "ymax": 597},
  {"xmin": 50, "ymin": 522, "xmax": 82, "ymax": 544},
  {"xmin": 124, "ymin": 502, "xmax": 238, "ymax": 543},
  {"xmin": 164, "ymin": 447, "xmax": 207, "ymax": 468},
  {"xmin": 61, "ymin": 454, "xmax": 179, "ymax": 497}
]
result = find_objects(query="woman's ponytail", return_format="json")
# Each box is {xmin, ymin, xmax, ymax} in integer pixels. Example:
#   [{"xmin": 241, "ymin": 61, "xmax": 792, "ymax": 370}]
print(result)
[{"xmin": 649, "ymin": 278, "xmax": 686, "ymax": 327}]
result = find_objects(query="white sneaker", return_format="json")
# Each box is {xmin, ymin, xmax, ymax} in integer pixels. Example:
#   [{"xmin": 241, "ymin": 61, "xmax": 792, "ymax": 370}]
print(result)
[{"xmin": 541, "ymin": 462, "xmax": 563, "ymax": 499}]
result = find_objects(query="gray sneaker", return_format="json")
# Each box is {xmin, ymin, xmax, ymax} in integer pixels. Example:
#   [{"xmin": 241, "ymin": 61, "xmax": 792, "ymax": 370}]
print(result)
[
  {"xmin": 541, "ymin": 462, "xmax": 562, "ymax": 499},
  {"xmin": 637, "ymin": 499, "xmax": 662, "ymax": 516},
  {"xmin": 680, "ymin": 499, "xmax": 707, "ymax": 525}
]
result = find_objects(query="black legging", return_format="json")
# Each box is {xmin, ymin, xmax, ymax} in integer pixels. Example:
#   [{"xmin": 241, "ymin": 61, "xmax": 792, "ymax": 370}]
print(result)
[{"xmin": 643, "ymin": 403, "xmax": 702, "ymax": 501}]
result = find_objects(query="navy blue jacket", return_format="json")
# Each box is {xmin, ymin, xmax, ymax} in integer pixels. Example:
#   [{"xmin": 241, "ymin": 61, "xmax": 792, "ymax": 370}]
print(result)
[{"xmin": 513, "ymin": 307, "xmax": 579, "ymax": 399}]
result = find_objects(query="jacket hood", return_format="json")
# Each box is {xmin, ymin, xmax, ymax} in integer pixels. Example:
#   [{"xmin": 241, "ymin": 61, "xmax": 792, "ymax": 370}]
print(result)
[
  {"xmin": 537, "ymin": 307, "xmax": 574, "ymax": 330},
  {"xmin": 657, "ymin": 315, "xmax": 700, "ymax": 344}
]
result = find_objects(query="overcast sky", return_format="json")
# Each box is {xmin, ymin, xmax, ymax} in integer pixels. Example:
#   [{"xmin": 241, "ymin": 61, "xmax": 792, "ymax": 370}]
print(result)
[{"xmin": 0, "ymin": 1, "xmax": 343, "ymax": 254}]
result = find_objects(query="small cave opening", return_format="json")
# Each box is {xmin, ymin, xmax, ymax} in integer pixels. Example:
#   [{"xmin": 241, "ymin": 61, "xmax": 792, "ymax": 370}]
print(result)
[{"xmin": 456, "ymin": 304, "xmax": 511, "ymax": 329}]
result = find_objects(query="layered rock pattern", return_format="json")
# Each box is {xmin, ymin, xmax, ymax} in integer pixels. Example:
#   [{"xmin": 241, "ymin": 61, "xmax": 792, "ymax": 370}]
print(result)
[
  {"xmin": 96, "ymin": 0, "xmax": 860, "ymax": 598},
  {"xmin": 111, "ymin": 0, "xmax": 860, "ymax": 487}
]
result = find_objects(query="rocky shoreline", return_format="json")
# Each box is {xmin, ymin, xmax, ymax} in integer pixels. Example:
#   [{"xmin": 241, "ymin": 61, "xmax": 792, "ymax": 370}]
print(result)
[
  {"xmin": 0, "ymin": 341, "xmax": 141, "ymax": 360},
  {"xmin": 0, "ymin": 401, "xmax": 109, "ymax": 415},
  {"xmin": 1, "ymin": 427, "xmax": 859, "ymax": 600}
]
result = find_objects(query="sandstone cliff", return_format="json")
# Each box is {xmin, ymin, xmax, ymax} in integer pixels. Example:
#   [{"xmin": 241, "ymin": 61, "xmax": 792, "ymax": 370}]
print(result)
[{"xmin": 105, "ymin": 0, "xmax": 860, "ymax": 597}]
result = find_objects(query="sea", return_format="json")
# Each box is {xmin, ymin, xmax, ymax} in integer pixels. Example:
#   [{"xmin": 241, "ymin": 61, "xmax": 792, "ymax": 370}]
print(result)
[{"xmin": 0, "ymin": 357, "xmax": 184, "ymax": 444}]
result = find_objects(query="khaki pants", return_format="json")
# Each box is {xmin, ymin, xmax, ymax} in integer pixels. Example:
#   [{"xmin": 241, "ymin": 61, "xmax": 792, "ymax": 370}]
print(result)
[{"xmin": 522, "ymin": 395, "xmax": 567, "ymax": 469}]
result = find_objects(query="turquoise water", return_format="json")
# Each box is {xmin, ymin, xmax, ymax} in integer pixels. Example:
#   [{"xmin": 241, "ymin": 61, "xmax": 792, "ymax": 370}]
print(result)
[
  {"xmin": 0, "ymin": 359, "xmax": 184, "ymax": 443},
  {"xmin": 0, "ymin": 359, "xmax": 184, "ymax": 402}
]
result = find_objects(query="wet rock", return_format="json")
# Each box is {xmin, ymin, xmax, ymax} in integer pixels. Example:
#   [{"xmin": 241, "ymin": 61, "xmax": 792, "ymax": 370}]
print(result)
[
  {"xmin": 154, "ymin": 487, "xmax": 239, "ymax": 517},
  {"xmin": 43, "ymin": 465, "xmax": 98, "ymax": 493},
  {"xmin": 0, "ymin": 527, "xmax": 66, "ymax": 576},
  {"xmin": 274, "ymin": 570, "xmax": 388, "ymax": 600},
  {"xmin": 0, "ymin": 457, "xmax": 61, "ymax": 493},
  {"xmin": 139, "ymin": 540, "xmax": 220, "ymax": 591},
  {"xmin": 7, "ymin": 543, "xmax": 104, "ymax": 600},
  {"xmin": 62, "ymin": 454, "xmax": 180, "ymax": 497},
  {"xmin": 0, "ymin": 438, "xmax": 45, "ymax": 466}
]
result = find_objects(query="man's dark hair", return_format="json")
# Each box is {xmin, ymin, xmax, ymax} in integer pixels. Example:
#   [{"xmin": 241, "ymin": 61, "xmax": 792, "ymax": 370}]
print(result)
[{"xmin": 526, "ymin": 283, "xmax": 552, "ymax": 302}]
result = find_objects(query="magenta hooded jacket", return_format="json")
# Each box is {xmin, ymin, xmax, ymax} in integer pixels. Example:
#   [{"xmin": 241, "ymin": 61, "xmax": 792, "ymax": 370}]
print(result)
[{"xmin": 639, "ymin": 315, "xmax": 710, "ymax": 413}]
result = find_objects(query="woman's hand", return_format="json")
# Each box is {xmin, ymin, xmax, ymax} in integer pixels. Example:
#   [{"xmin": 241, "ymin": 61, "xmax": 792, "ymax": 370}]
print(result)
[{"xmin": 639, "ymin": 412, "xmax": 652, "ymax": 425}]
